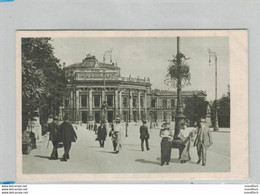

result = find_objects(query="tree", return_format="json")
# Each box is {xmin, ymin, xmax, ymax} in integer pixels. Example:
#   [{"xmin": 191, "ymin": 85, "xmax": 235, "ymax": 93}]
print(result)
[
  {"xmin": 183, "ymin": 94, "xmax": 208, "ymax": 126},
  {"xmin": 211, "ymin": 85, "xmax": 230, "ymax": 127},
  {"xmin": 165, "ymin": 53, "xmax": 191, "ymax": 88},
  {"xmin": 22, "ymin": 38, "xmax": 66, "ymax": 130}
]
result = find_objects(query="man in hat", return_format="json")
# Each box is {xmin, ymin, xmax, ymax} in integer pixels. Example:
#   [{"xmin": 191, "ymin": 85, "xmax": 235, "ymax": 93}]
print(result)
[
  {"xmin": 139, "ymin": 120, "xmax": 150, "ymax": 151},
  {"xmin": 47, "ymin": 116, "xmax": 61, "ymax": 160},
  {"xmin": 194, "ymin": 118, "xmax": 213, "ymax": 166},
  {"xmin": 97, "ymin": 121, "xmax": 107, "ymax": 148},
  {"xmin": 59, "ymin": 114, "xmax": 77, "ymax": 162}
]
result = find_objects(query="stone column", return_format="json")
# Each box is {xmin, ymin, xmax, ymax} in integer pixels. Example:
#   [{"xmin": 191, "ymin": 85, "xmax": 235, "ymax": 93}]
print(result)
[
  {"xmin": 129, "ymin": 90, "xmax": 133, "ymax": 122},
  {"xmin": 102, "ymin": 89, "xmax": 105, "ymax": 104},
  {"xmin": 119, "ymin": 90, "xmax": 122, "ymax": 118},
  {"xmin": 70, "ymin": 91, "xmax": 73, "ymax": 121},
  {"xmin": 88, "ymin": 89, "xmax": 93, "ymax": 120},
  {"xmin": 76, "ymin": 90, "xmax": 79, "ymax": 123},
  {"xmin": 115, "ymin": 89, "xmax": 119, "ymax": 118},
  {"xmin": 144, "ymin": 92, "xmax": 147, "ymax": 120},
  {"xmin": 138, "ymin": 90, "xmax": 141, "ymax": 122}
]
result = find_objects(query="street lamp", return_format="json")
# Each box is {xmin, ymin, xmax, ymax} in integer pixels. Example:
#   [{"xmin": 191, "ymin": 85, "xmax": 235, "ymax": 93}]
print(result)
[
  {"xmin": 208, "ymin": 49, "xmax": 219, "ymax": 131},
  {"xmin": 174, "ymin": 37, "xmax": 185, "ymax": 138}
]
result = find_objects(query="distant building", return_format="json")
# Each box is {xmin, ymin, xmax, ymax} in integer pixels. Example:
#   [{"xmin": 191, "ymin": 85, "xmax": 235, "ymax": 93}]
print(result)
[{"xmin": 62, "ymin": 54, "xmax": 206, "ymax": 123}]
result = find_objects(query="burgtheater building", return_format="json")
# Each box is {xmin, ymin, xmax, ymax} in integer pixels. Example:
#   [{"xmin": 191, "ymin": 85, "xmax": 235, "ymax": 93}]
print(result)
[{"xmin": 62, "ymin": 54, "xmax": 206, "ymax": 124}]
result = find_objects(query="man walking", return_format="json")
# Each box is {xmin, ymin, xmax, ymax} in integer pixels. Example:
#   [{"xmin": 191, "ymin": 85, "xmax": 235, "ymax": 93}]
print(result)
[
  {"xmin": 139, "ymin": 120, "xmax": 150, "ymax": 151},
  {"xmin": 97, "ymin": 121, "xmax": 107, "ymax": 148},
  {"xmin": 94, "ymin": 122, "xmax": 98, "ymax": 134},
  {"xmin": 47, "ymin": 116, "xmax": 61, "ymax": 160},
  {"xmin": 59, "ymin": 114, "xmax": 77, "ymax": 162},
  {"xmin": 194, "ymin": 118, "xmax": 213, "ymax": 166}
]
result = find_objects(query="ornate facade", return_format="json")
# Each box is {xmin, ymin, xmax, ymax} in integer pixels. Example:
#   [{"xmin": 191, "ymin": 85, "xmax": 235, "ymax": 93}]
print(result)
[{"xmin": 62, "ymin": 54, "xmax": 206, "ymax": 124}]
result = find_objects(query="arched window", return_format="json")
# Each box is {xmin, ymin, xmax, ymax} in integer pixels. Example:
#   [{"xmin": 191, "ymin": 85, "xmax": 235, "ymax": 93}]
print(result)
[
  {"xmin": 163, "ymin": 99, "xmax": 167, "ymax": 109},
  {"xmin": 151, "ymin": 99, "xmax": 156, "ymax": 108}
]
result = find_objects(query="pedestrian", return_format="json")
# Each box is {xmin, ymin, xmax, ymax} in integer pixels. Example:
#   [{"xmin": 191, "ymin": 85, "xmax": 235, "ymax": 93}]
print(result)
[
  {"xmin": 109, "ymin": 117, "xmax": 124, "ymax": 153},
  {"xmin": 193, "ymin": 118, "xmax": 213, "ymax": 166},
  {"xmin": 94, "ymin": 122, "xmax": 98, "ymax": 134},
  {"xmin": 139, "ymin": 120, "xmax": 150, "ymax": 151},
  {"xmin": 59, "ymin": 114, "xmax": 77, "ymax": 162},
  {"xmin": 109, "ymin": 124, "xmax": 117, "ymax": 152},
  {"xmin": 47, "ymin": 116, "xmax": 61, "ymax": 160},
  {"xmin": 125, "ymin": 121, "xmax": 128, "ymax": 137},
  {"xmin": 178, "ymin": 122, "xmax": 194, "ymax": 163},
  {"xmin": 160, "ymin": 122, "xmax": 173, "ymax": 166},
  {"xmin": 97, "ymin": 121, "xmax": 107, "ymax": 148}
]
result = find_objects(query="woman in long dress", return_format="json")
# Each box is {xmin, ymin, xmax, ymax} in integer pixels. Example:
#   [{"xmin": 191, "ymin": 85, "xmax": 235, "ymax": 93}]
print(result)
[
  {"xmin": 178, "ymin": 122, "xmax": 194, "ymax": 163},
  {"xmin": 109, "ymin": 118, "xmax": 124, "ymax": 153},
  {"xmin": 160, "ymin": 123, "xmax": 173, "ymax": 166}
]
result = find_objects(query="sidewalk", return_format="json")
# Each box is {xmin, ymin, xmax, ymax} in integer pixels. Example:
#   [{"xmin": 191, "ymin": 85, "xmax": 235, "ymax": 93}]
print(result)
[{"xmin": 22, "ymin": 124, "xmax": 230, "ymax": 174}]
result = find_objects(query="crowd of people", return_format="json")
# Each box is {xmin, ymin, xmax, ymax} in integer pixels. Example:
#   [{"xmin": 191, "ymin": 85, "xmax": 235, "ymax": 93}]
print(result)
[{"xmin": 47, "ymin": 114, "xmax": 213, "ymax": 166}]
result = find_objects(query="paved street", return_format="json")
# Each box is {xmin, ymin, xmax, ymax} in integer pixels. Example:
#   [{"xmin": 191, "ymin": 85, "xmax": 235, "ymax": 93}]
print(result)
[{"xmin": 23, "ymin": 123, "xmax": 230, "ymax": 174}]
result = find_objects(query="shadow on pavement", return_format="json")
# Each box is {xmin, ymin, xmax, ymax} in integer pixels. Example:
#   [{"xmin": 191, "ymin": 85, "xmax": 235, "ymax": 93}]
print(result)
[
  {"xmin": 33, "ymin": 155, "xmax": 62, "ymax": 160},
  {"xmin": 128, "ymin": 148, "xmax": 142, "ymax": 152},
  {"xmin": 156, "ymin": 157, "xmax": 181, "ymax": 163},
  {"xmin": 135, "ymin": 159, "xmax": 161, "ymax": 166},
  {"xmin": 98, "ymin": 151, "xmax": 117, "ymax": 154}
]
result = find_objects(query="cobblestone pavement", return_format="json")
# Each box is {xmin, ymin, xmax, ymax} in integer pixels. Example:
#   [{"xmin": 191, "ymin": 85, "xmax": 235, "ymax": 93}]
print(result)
[{"xmin": 23, "ymin": 123, "xmax": 230, "ymax": 174}]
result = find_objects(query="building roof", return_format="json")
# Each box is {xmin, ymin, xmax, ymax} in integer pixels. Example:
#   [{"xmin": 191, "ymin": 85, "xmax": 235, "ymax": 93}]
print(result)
[
  {"xmin": 151, "ymin": 89, "xmax": 207, "ymax": 97},
  {"xmin": 64, "ymin": 55, "xmax": 120, "ymax": 71}
]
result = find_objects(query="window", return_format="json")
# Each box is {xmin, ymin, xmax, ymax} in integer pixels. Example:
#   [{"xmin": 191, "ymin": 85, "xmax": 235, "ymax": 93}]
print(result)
[
  {"xmin": 151, "ymin": 99, "xmax": 156, "ymax": 108},
  {"xmin": 81, "ymin": 95, "xmax": 87, "ymax": 107},
  {"xmin": 123, "ymin": 97, "xmax": 128, "ymax": 108},
  {"xmin": 94, "ymin": 95, "xmax": 100, "ymax": 107},
  {"xmin": 163, "ymin": 99, "xmax": 167, "ymax": 109},
  {"xmin": 107, "ymin": 95, "xmax": 113, "ymax": 107},
  {"xmin": 141, "ymin": 97, "xmax": 144, "ymax": 108},
  {"xmin": 171, "ymin": 99, "xmax": 175, "ymax": 109},
  {"xmin": 133, "ymin": 96, "xmax": 137, "ymax": 107},
  {"xmin": 64, "ymin": 98, "xmax": 69, "ymax": 108}
]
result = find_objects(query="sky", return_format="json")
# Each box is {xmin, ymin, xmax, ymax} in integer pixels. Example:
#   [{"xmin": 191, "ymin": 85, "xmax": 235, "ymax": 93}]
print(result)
[{"xmin": 51, "ymin": 37, "xmax": 229, "ymax": 101}]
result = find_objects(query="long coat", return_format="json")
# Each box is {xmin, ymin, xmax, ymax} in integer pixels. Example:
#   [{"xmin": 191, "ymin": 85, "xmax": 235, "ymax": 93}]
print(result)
[
  {"xmin": 194, "ymin": 125, "xmax": 212, "ymax": 148},
  {"xmin": 48, "ymin": 122, "xmax": 61, "ymax": 142},
  {"xmin": 97, "ymin": 125, "xmax": 107, "ymax": 140},
  {"xmin": 139, "ymin": 125, "xmax": 149, "ymax": 139},
  {"xmin": 59, "ymin": 121, "xmax": 77, "ymax": 144}
]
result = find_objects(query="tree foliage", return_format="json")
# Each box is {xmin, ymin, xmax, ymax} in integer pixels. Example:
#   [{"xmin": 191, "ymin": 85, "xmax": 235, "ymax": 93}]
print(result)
[
  {"xmin": 183, "ymin": 94, "xmax": 208, "ymax": 126},
  {"xmin": 165, "ymin": 53, "xmax": 191, "ymax": 88},
  {"xmin": 22, "ymin": 38, "xmax": 66, "ymax": 130},
  {"xmin": 211, "ymin": 85, "xmax": 230, "ymax": 128}
]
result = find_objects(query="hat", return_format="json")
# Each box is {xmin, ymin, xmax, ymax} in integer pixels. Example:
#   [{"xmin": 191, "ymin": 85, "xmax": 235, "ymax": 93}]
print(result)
[
  {"xmin": 142, "ymin": 120, "xmax": 147, "ymax": 124},
  {"xmin": 115, "ymin": 117, "xmax": 121, "ymax": 122},
  {"xmin": 63, "ymin": 114, "xmax": 69, "ymax": 121},
  {"xmin": 181, "ymin": 121, "xmax": 188, "ymax": 127},
  {"xmin": 161, "ymin": 122, "xmax": 170, "ymax": 128},
  {"xmin": 53, "ymin": 116, "xmax": 58, "ymax": 121},
  {"xmin": 198, "ymin": 118, "xmax": 207, "ymax": 123}
]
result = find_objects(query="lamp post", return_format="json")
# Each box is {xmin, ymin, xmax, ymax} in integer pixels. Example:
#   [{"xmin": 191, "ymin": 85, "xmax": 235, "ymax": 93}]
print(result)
[
  {"xmin": 208, "ymin": 49, "xmax": 219, "ymax": 131},
  {"xmin": 101, "ymin": 69, "xmax": 108, "ymax": 123},
  {"xmin": 174, "ymin": 37, "xmax": 185, "ymax": 139}
]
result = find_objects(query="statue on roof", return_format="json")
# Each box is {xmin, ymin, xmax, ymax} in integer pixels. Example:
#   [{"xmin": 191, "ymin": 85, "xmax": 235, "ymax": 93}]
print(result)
[{"xmin": 86, "ymin": 53, "xmax": 92, "ymax": 57}]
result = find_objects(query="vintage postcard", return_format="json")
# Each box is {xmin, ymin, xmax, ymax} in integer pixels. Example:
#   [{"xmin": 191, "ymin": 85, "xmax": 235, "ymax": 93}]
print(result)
[{"xmin": 16, "ymin": 30, "xmax": 248, "ymax": 181}]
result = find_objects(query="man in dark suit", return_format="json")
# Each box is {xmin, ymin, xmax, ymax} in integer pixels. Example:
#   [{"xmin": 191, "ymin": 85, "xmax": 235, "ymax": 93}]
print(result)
[
  {"xmin": 139, "ymin": 120, "xmax": 150, "ymax": 151},
  {"xmin": 97, "ymin": 121, "xmax": 107, "ymax": 148},
  {"xmin": 59, "ymin": 114, "xmax": 77, "ymax": 162},
  {"xmin": 47, "ymin": 116, "xmax": 61, "ymax": 160},
  {"xmin": 194, "ymin": 118, "xmax": 213, "ymax": 166}
]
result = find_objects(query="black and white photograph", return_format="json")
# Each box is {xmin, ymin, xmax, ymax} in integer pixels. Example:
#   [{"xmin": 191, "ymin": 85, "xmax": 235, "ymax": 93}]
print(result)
[{"xmin": 16, "ymin": 30, "xmax": 248, "ymax": 181}]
